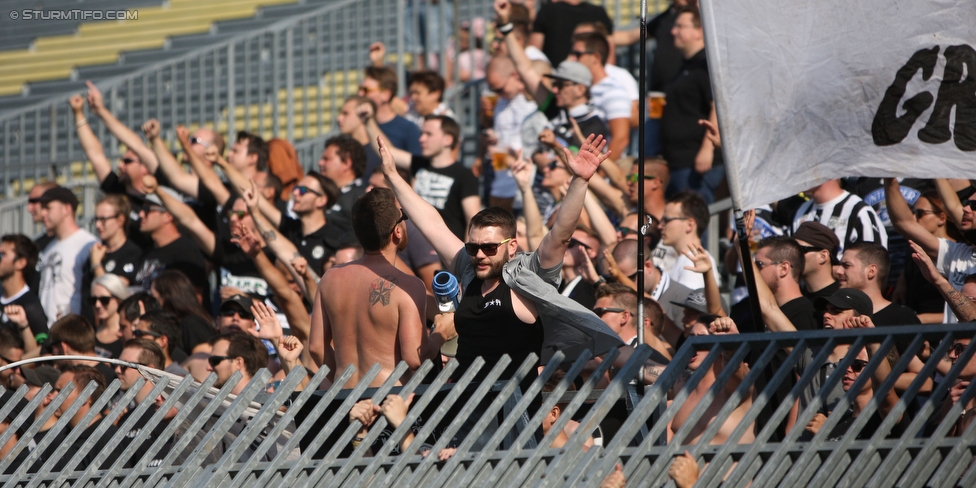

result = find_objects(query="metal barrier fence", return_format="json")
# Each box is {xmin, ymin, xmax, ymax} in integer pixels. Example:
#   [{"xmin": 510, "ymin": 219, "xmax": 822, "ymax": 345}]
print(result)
[
  {"xmin": 0, "ymin": 0, "xmax": 662, "ymax": 198},
  {"xmin": 2, "ymin": 323, "xmax": 976, "ymax": 486},
  {"xmin": 0, "ymin": 179, "xmax": 99, "ymax": 237}
]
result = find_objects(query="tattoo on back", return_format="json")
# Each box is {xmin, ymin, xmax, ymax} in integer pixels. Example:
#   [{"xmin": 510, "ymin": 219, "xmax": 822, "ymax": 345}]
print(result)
[{"xmin": 369, "ymin": 277, "xmax": 398, "ymax": 306}]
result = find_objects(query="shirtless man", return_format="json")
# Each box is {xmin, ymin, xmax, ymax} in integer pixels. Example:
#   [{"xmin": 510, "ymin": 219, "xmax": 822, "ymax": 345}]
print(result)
[
  {"xmin": 668, "ymin": 315, "xmax": 756, "ymax": 445},
  {"xmin": 309, "ymin": 187, "xmax": 431, "ymax": 387}
]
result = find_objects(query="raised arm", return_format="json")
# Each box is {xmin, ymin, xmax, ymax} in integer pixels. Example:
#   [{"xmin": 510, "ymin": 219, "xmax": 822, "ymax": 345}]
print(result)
[
  {"xmin": 69, "ymin": 95, "xmax": 114, "ymax": 182},
  {"xmin": 583, "ymin": 190, "xmax": 618, "ymax": 250},
  {"xmin": 511, "ymin": 156, "xmax": 545, "ymax": 252},
  {"xmin": 885, "ymin": 178, "xmax": 939, "ymax": 258},
  {"xmin": 233, "ymin": 225, "xmax": 310, "ymax": 343},
  {"xmin": 143, "ymin": 175, "xmax": 216, "ymax": 255},
  {"xmin": 846, "ymin": 316, "xmax": 902, "ymax": 419},
  {"xmin": 537, "ymin": 134, "xmax": 611, "ymax": 269},
  {"xmin": 586, "ymin": 175, "xmax": 627, "ymax": 219},
  {"xmin": 935, "ymin": 178, "xmax": 968, "ymax": 229},
  {"xmin": 910, "ymin": 239, "xmax": 976, "ymax": 322},
  {"xmin": 86, "ymin": 81, "xmax": 158, "ymax": 172},
  {"xmin": 496, "ymin": 0, "xmax": 549, "ymax": 102},
  {"xmin": 683, "ymin": 244, "xmax": 727, "ymax": 317},
  {"xmin": 175, "ymin": 126, "xmax": 232, "ymax": 206},
  {"xmin": 3, "ymin": 305, "xmax": 40, "ymax": 358},
  {"xmin": 213, "ymin": 152, "xmax": 281, "ymax": 225},
  {"xmin": 142, "ymin": 119, "xmax": 200, "ymax": 198},
  {"xmin": 379, "ymin": 137, "xmax": 465, "ymax": 270}
]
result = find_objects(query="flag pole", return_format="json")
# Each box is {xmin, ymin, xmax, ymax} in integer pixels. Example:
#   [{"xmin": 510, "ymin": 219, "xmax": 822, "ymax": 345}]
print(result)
[{"xmin": 636, "ymin": 0, "xmax": 649, "ymax": 395}]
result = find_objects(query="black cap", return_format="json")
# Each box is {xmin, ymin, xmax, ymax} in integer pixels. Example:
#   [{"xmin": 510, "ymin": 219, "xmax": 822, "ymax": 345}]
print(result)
[
  {"xmin": 814, "ymin": 288, "xmax": 873, "ymax": 317},
  {"xmin": 220, "ymin": 294, "xmax": 254, "ymax": 312},
  {"xmin": 38, "ymin": 186, "xmax": 78, "ymax": 209},
  {"xmin": 21, "ymin": 365, "xmax": 61, "ymax": 387}
]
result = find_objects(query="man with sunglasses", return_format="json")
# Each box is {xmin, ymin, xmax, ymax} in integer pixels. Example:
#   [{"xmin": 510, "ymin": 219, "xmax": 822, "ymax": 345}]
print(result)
[
  {"xmin": 610, "ymin": 239, "xmax": 689, "ymax": 347},
  {"xmin": 793, "ymin": 221, "xmax": 842, "ymax": 303},
  {"xmin": 134, "ymin": 310, "xmax": 190, "ymax": 376},
  {"xmin": 378, "ymin": 132, "xmax": 627, "ymax": 387},
  {"xmin": 0, "ymin": 327, "xmax": 25, "ymax": 389},
  {"xmin": 132, "ymin": 190, "xmax": 209, "ymax": 295},
  {"xmin": 36, "ymin": 187, "xmax": 98, "ymax": 325}
]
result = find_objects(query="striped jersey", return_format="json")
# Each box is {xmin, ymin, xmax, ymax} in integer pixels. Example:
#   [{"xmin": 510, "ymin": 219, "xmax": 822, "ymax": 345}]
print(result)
[{"xmin": 791, "ymin": 191, "xmax": 888, "ymax": 260}]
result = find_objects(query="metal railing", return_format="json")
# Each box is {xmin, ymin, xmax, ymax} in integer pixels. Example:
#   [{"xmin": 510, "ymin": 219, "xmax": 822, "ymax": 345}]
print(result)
[
  {"xmin": 2, "ymin": 323, "xmax": 976, "ymax": 486},
  {"xmin": 0, "ymin": 0, "xmax": 661, "ymax": 198},
  {"xmin": 0, "ymin": 179, "xmax": 99, "ymax": 237}
]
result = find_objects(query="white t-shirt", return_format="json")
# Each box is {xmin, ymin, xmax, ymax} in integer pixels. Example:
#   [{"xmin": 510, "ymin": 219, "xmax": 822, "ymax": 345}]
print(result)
[
  {"xmin": 937, "ymin": 237, "xmax": 976, "ymax": 323},
  {"xmin": 38, "ymin": 229, "xmax": 97, "ymax": 325},
  {"xmin": 668, "ymin": 249, "xmax": 721, "ymax": 291},
  {"xmin": 526, "ymin": 46, "xmax": 551, "ymax": 66},
  {"xmin": 590, "ymin": 75, "xmax": 633, "ymax": 121},
  {"xmin": 491, "ymin": 93, "xmax": 537, "ymax": 199},
  {"xmin": 605, "ymin": 64, "xmax": 639, "ymax": 101}
]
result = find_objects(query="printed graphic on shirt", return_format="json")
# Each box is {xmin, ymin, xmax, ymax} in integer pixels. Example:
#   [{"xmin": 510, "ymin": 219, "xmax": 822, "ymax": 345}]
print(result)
[{"xmin": 414, "ymin": 169, "xmax": 455, "ymax": 210}]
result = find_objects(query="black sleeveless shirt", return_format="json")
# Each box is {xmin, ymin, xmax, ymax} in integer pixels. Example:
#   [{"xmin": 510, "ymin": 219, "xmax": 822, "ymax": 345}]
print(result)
[{"xmin": 454, "ymin": 277, "xmax": 544, "ymax": 383}]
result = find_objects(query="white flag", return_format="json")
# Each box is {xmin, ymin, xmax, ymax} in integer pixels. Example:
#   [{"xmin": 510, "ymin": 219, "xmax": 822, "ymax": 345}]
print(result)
[{"xmin": 699, "ymin": 0, "xmax": 976, "ymax": 210}]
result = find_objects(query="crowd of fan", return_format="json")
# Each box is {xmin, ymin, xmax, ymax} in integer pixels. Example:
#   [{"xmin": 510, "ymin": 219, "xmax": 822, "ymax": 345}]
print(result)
[{"xmin": 0, "ymin": 1, "xmax": 974, "ymax": 485}]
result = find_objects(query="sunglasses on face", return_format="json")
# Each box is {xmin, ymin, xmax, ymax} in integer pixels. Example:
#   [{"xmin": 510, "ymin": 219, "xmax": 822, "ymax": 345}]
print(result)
[
  {"xmin": 220, "ymin": 308, "xmax": 254, "ymax": 320},
  {"xmin": 464, "ymin": 238, "xmax": 514, "ymax": 257},
  {"xmin": 849, "ymin": 359, "xmax": 869, "ymax": 373},
  {"xmin": 552, "ymin": 81, "xmax": 576, "ymax": 90},
  {"xmin": 358, "ymin": 85, "xmax": 381, "ymax": 94},
  {"xmin": 89, "ymin": 296, "xmax": 114, "ymax": 307},
  {"xmin": 133, "ymin": 329, "xmax": 162, "ymax": 339},
  {"xmin": 208, "ymin": 355, "xmax": 232, "ymax": 368},
  {"xmin": 659, "ymin": 216, "xmax": 688, "ymax": 225},
  {"xmin": 594, "ymin": 307, "xmax": 626, "ymax": 317},
  {"xmin": 913, "ymin": 208, "xmax": 937, "ymax": 219},
  {"xmin": 967, "ymin": 201, "xmax": 976, "ymax": 211},
  {"xmin": 230, "ymin": 210, "xmax": 247, "ymax": 220},
  {"xmin": 389, "ymin": 208, "xmax": 409, "ymax": 234},
  {"xmin": 948, "ymin": 342, "xmax": 970, "ymax": 360},
  {"xmin": 799, "ymin": 245, "xmax": 824, "ymax": 254},
  {"xmin": 754, "ymin": 259, "xmax": 784, "ymax": 270},
  {"xmin": 141, "ymin": 205, "xmax": 166, "ymax": 214},
  {"xmin": 93, "ymin": 214, "xmax": 120, "ymax": 224},
  {"xmin": 28, "ymin": 198, "xmax": 41, "ymax": 204},
  {"xmin": 294, "ymin": 185, "xmax": 322, "ymax": 197},
  {"xmin": 568, "ymin": 238, "xmax": 591, "ymax": 250},
  {"xmin": 120, "ymin": 157, "xmax": 137, "ymax": 165},
  {"xmin": 117, "ymin": 363, "xmax": 145, "ymax": 374},
  {"xmin": 547, "ymin": 161, "xmax": 568, "ymax": 172},
  {"xmin": 0, "ymin": 353, "xmax": 18, "ymax": 366},
  {"xmin": 189, "ymin": 136, "xmax": 212, "ymax": 148},
  {"xmin": 627, "ymin": 173, "xmax": 657, "ymax": 184},
  {"xmin": 570, "ymin": 50, "xmax": 593, "ymax": 58},
  {"xmin": 617, "ymin": 227, "xmax": 639, "ymax": 237}
]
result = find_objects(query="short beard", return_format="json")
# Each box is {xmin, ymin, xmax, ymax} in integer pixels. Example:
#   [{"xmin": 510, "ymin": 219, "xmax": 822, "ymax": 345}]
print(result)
[{"xmin": 475, "ymin": 256, "xmax": 507, "ymax": 281}]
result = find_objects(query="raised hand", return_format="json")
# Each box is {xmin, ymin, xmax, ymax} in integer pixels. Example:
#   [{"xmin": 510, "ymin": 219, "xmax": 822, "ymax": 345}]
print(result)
[
  {"xmin": 357, "ymin": 102, "xmax": 375, "ymax": 123},
  {"xmin": 510, "ymin": 150, "xmax": 534, "ymax": 191},
  {"xmin": 378, "ymin": 392, "xmax": 415, "ymax": 429},
  {"xmin": 378, "ymin": 137, "xmax": 397, "ymax": 175},
  {"xmin": 494, "ymin": 0, "xmax": 511, "ymax": 24},
  {"xmin": 291, "ymin": 255, "xmax": 309, "ymax": 277},
  {"xmin": 805, "ymin": 412, "xmax": 827, "ymax": 435},
  {"xmin": 90, "ymin": 242, "xmax": 107, "ymax": 266},
  {"xmin": 709, "ymin": 316, "xmax": 739, "ymax": 335},
  {"xmin": 577, "ymin": 246, "xmax": 601, "ymax": 284},
  {"xmin": 564, "ymin": 134, "xmax": 610, "ymax": 181},
  {"xmin": 3, "ymin": 305, "xmax": 29, "ymax": 327},
  {"xmin": 175, "ymin": 126, "xmax": 191, "ymax": 147},
  {"xmin": 682, "ymin": 244, "xmax": 713, "ymax": 275},
  {"xmin": 240, "ymin": 180, "xmax": 260, "ymax": 209},
  {"xmin": 950, "ymin": 380, "xmax": 971, "ymax": 405},
  {"xmin": 86, "ymin": 81, "xmax": 106, "ymax": 115},
  {"xmin": 249, "ymin": 300, "xmax": 284, "ymax": 343},
  {"xmin": 142, "ymin": 174, "xmax": 159, "ymax": 193},
  {"xmin": 69, "ymin": 95, "xmax": 85, "ymax": 113},
  {"xmin": 599, "ymin": 463, "xmax": 626, "ymax": 488},
  {"xmin": 278, "ymin": 335, "xmax": 303, "ymax": 364},
  {"xmin": 231, "ymin": 224, "xmax": 262, "ymax": 258},
  {"xmin": 369, "ymin": 42, "xmax": 387, "ymax": 67},
  {"xmin": 843, "ymin": 315, "xmax": 875, "ymax": 329},
  {"xmin": 909, "ymin": 240, "xmax": 947, "ymax": 286},
  {"xmin": 537, "ymin": 128, "xmax": 557, "ymax": 148},
  {"xmin": 698, "ymin": 119, "xmax": 721, "ymax": 149},
  {"xmin": 142, "ymin": 119, "xmax": 161, "ymax": 140}
]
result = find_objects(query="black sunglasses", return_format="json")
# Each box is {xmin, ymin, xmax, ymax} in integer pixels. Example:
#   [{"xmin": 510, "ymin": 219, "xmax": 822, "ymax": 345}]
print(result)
[
  {"xmin": 133, "ymin": 329, "xmax": 162, "ymax": 339},
  {"xmin": 89, "ymin": 296, "xmax": 114, "ymax": 307},
  {"xmin": 967, "ymin": 201, "xmax": 976, "ymax": 211},
  {"xmin": 849, "ymin": 359, "xmax": 869, "ymax": 373},
  {"xmin": 208, "ymin": 355, "xmax": 232, "ymax": 368},
  {"xmin": 140, "ymin": 205, "xmax": 166, "ymax": 214},
  {"xmin": 0, "ymin": 353, "xmax": 19, "ymax": 366},
  {"xmin": 464, "ymin": 238, "xmax": 514, "ymax": 257},
  {"xmin": 189, "ymin": 136, "xmax": 211, "ymax": 148},
  {"xmin": 294, "ymin": 185, "xmax": 322, "ymax": 196},
  {"xmin": 799, "ymin": 245, "xmax": 824, "ymax": 254},
  {"xmin": 230, "ymin": 210, "xmax": 247, "ymax": 220},
  {"xmin": 948, "ymin": 342, "xmax": 970, "ymax": 359},
  {"xmin": 616, "ymin": 227, "xmax": 639, "ymax": 237},
  {"xmin": 568, "ymin": 238, "xmax": 591, "ymax": 250},
  {"xmin": 120, "ymin": 157, "xmax": 137, "ymax": 165},
  {"xmin": 220, "ymin": 308, "xmax": 254, "ymax": 320},
  {"xmin": 570, "ymin": 50, "xmax": 593, "ymax": 58},
  {"xmin": 28, "ymin": 198, "xmax": 41, "ymax": 204},
  {"xmin": 117, "ymin": 362, "xmax": 146, "ymax": 374},
  {"xmin": 389, "ymin": 208, "xmax": 409, "ymax": 234},
  {"xmin": 594, "ymin": 307, "xmax": 626, "ymax": 317},
  {"xmin": 547, "ymin": 161, "xmax": 567, "ymax": 172}
]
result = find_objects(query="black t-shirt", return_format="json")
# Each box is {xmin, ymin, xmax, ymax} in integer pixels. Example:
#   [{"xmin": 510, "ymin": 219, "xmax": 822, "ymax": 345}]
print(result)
[
  {"xmin": 551, "ymin": 106, "xmax": 611, "ymax": 150},
  {"xmin": 532, "ymin": 1, "xmax": 613, "ymax": 65},
  {"xmin": 327, "ymin": 180, "xmax": 368, "ymax": 240},
  {"xmin": 648, "ymin": 4, "xmax": 684, "ymax": 92},
  {"xmin": 95, "ymin": 338, "xmax": 123, "ymax": 359},
  {"xmin": 872, "ymin": 303, "xmax": 921, "ymax": 327},
  {"xmin": 410, "ymin": 156, "xmax": 480, "ymax": 240},
  {"xmin": 780, "ymin": 296, "xmax": 820, "ymax": 331},
  {"xmin": 903, "ymin": 257, "xmax": 946, "ymax": 315},
  {"xmin": 661, "ymin": 49, "xmax": 722, "ymax": 170},
  {"xmin": 0, "ymin": 288, "xmax": 48, "ymax": 337},
  {"xmin": 279, "ymin": 217, "xmax": 341, "ymax": 276},
  {"xmin": 135, "ymin": 235, "xmax": 210, "ymax": 292},
  {"xmin": 117, "ymin": 404, "xmax": 175, "ymax": 468},
  {"xmin": 81, "ymin": 240, "xmax": 142, "ymax": 323}
]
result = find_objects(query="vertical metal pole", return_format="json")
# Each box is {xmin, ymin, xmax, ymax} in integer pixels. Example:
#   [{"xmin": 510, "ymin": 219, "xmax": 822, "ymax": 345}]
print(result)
[
  {"xmin": 636, "ymin": 0, "xmax": 648, "ymax": 393},
  {"xmin": 396, "ymin": 0, "xmax": 406, "ymax": 97},
  {"xmin": 228, "ymin": 44, "xmax": 236, "ymax": 140},
  {"xmin": 286, "ymin": 27, "xmax": 295, "ymax": 142}
]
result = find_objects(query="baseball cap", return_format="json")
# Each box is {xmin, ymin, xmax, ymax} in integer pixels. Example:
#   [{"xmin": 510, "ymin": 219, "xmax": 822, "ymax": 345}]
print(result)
[
  {"xmin": 544, "ymin": 61, "xmax": 592, "ymax": 88},
  {"xmin": 671, "ymin": 290, "xmax": 708, "ymax": 314},
  {"xmin": 220, "ymin": 294, "xmax": 254, "ymax": 312},
  {"xmin": 794, "ymin": 222, "xmax": 840, "ymax": 258},
  {"xmin": 21, "ymin": 365, "xmax": 61, "ymax": 388},
  {"xmin": 814, "ymin": 288, "xmax": 873, "ymax": 317},
  {"xmin": 142, "ymin": 186, "xmax": 181, "ymax": 209},
  {"xmin": 38, "ymin": 186, "xmax": 79, "ymax": 209}
]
